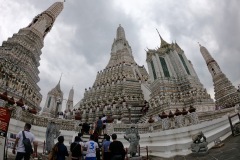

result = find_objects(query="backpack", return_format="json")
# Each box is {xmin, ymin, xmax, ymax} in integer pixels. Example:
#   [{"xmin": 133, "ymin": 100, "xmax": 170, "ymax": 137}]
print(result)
[
  {"xmin": 48, "ymin": 143, "xmax": 58, "ymax": 160},
  {"xmin": 70, "ymin": 142, "xmax": 81, "ymax": 157},
  {"xmin": 22, "ymin": 131, "xmax": 33, "ymax": 154}
]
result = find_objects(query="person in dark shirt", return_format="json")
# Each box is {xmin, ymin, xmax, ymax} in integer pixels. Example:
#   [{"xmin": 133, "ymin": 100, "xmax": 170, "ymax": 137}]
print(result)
[
  {"xmin": 56, "ymin": 136, "xmax": 69, "ymax": 160},
  {"xmin": 70, "ymin": 136, "xmax": 82, "ymax": 160},
  {"xmin": 96, "ymin": 117, "xmax": 103, "ymax": 135},
  {"xmin": 82, "ymin": 122, "xmax": 90, "ymax": 134},
  {"xmin": 78, "ymin": 133, "xmax": 83, "ymax": 142},
  {"xmin": 109, "ymin": 134, "xmax": 125, "ymax": 160},
  {"xmin": 102, "ymin": 135, "xmax": 111, "ymax": 160}
]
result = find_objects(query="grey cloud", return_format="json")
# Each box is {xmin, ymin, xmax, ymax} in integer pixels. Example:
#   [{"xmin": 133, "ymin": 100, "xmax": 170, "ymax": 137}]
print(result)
[{"xmin": 1, "ymin": 0, "xmax": 239, "ymax": 109}]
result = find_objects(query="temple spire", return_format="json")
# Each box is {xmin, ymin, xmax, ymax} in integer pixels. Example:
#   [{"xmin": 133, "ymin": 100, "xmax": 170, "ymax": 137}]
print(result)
[
  {"xmin": 107, "ymin": 25, "xmax": 135, "ymax": 67},
  {"xmin": 27, "ymin": 2, "xmax": 64, "ymax": 38},
  {"xmin": 66, "ymin": 87, "xmax": 74, "ymax": 112},
  {"xmin": 59, "ymin": 73, "xmax": 63, "ymax": 83},
  {"xmin": 116, "ymin": 24, "xmax": 126, "ymax": 40},
  {"xmin": 156, "ymin": 29, "xmax": 169, "ymax": 48},
  {"xmin": 0, "ymin": 2, "xmax": 64, "ymax": 111},
  {"xmin": 55, "ymin": 73, "xmax": 62, "ymax": 92},
  {"xmin": 199, "ymin": 44, "xmax": 240, "ymax": 107},
  {"xmin": 199, "ymin": 43, "xmax": 214, "ymax": 66}
]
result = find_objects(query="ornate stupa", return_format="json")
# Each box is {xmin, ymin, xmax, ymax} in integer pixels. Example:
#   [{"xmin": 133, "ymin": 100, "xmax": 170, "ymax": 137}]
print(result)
[
  {"xmin": 0, "ymin": 2, "xmax": 64, "ymax": 111},
  {"xmin": 76, "ymin": 25, "xmax": 149, "ymax": 123},
  {"xmin": 144, "ymin": 34, "xmax": 215, "ymax": 115},
  {"xmin": 199, "ymin": 44, "xmax": 240, "ymax": 107}
]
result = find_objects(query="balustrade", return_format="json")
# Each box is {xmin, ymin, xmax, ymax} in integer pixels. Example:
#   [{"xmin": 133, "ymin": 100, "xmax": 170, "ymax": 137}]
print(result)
[{"xmin": 5, "ymin": 102, "xmax": 235, "ymax": 134}]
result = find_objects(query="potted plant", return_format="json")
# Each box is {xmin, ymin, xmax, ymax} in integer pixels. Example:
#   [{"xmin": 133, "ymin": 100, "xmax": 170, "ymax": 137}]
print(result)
[
  {"xmin": 75, "ymin": 113, "xmax": 82, "ymax": 120},
  {"xmin": 106, "ymin": 115, "xmax": 114, "ymax": 123},
  {"xmin": 29, "ymin": 108, "xmax": 37, "ymax": 114},
  {"xmin": 0, "ymin": 91, "xmax": 9, "ymax": 101},
  {"xmin": 8, "ymin": 97, "xmax": 15, "ymax": 105},
  {"xmin": 16, "ymin": 98, "xmax": 24, "ymax": 107},
  {"xmin": 189, "ymin": 106, "xmax": 196, "ymax": 113},
  {"xmin": 182, "ymin": 108, "xmax": 188, "ymax": 115},
  {"xmin": 161, "ymin": 111, "xmax": 168, "ymax": 119},
  {"xmin": 168, "ymin": 111, "xmax": 174, "ymax": 118},
  {"xmin": 174, "ymin": 108, "xmax": 182, "ymax": 116}
]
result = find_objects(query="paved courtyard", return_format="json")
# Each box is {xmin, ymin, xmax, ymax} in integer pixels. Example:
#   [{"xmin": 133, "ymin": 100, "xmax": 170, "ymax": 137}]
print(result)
[{"xmin": 149, "ymin": 134, "xmax": 240, "ymax": 160}]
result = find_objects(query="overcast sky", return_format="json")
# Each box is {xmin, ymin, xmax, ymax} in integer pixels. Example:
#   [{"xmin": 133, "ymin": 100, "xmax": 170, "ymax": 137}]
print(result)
[{"xmin": 0, "ymin": 0, "xmax": 239, "ymax": 110}]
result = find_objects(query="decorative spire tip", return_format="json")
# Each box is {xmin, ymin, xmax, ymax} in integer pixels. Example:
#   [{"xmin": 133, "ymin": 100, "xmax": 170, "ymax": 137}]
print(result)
[
  {"xmin": 59, "ymin": 73, "xmax": 63, "ymax": 83},
  {"xmin": 198, "ymin": 42, "xmax": 201, "ymax": 47}
]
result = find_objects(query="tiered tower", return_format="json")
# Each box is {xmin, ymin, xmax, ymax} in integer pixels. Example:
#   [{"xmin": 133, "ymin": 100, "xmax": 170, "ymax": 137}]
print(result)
[
  {"xmin": 199, "ymin": 44, "xmax": 240, "ymax": 107},
  {"xmin": 77, "ymin": 25, "xmax": 149, "ymax": 123},
  {"xmin": 145, "ymin": 35, "xmax": 215, "ymax": 114},
  {"xmin": 0, "ymin": 2, "xmax": 64, "ymax": 110},
  {"xmin": 41, "ymin": 80, "xmax": 63, "ymax": 118}
]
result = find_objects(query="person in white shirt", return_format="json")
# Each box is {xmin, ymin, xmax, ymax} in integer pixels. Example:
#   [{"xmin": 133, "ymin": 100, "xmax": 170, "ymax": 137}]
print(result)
[
  {"xmin": 84, "ymin": 135, "xmax": 99, "ymax": 160},
  {"xmin": 101, "ymin": 114, "xmax": 107, "ymax": 122},
  {"xmin": 12, "ymin": 123, "xmax": 38, "ymax": 160}
]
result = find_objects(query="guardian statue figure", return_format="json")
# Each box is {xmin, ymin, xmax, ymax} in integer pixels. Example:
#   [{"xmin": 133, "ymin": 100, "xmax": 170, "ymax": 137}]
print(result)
[
  {"xmin": 45, "ymin": 121, "xmax": 61, "ymax": 154},
  {"xmin": 124, "ymin": 126, "xmax": 140, "ymax": 157}
]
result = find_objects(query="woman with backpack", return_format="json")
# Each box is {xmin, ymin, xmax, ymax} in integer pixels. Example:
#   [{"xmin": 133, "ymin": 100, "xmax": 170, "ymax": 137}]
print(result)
[
  {"xmin": 56, "ymin": 136, "xmax": 69, "ymax": 160},
  {"xmin": 70, "ymin": 136, "xmax": 83, "ymax": 160}
]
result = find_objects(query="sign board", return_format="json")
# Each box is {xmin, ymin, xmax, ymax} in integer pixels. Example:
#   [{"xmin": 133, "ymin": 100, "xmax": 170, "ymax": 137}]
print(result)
[{"xmin": 0, "ymin": 107, "xmax": 11, "ymax": 160}]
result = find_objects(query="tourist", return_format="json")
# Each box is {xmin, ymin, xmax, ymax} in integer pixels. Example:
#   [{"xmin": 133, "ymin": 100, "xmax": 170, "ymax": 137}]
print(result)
[
  {"xmin": 93, "ymin": 130, "xmax": 99, "ymax": 144},
  {"xmin": 56, "ymin": 136, "xmax": 69, "ymax": 160},
  {"xmin": 109, "ymin": 133, "xmax": 125, "ymax": 160},
  {"xmin": 148, "ymin": 115, "xmax": 154, "ymax": 132},
  {"xmin": 144, "ymin": 105, "xmax": 149, "ymax": 113},
  {"xmin": 82, "ymin": 122, "xmax": 90, "ymax": 134},
  {"xmin": 148, "ymin": 115, "xmax": 154, "ymax": 123},
  {"xmin": 89, "ymin": 123, "xmax": 94, "ymax": 135},
  {"xmin": 116, "ymin": 118, "xmax": 122, "ymax": 124},
  {"xmin": 78, "ymin": 132, "xmax": 83, "ymax": 142},
  {"xmin": 102, "ymin": 134, "xmax": 108, "ymax": 144},
  {"xmin": 101, "ymin": 114, "xmax": 107, "ymax": 122},
  {"xmin": 102, "ymin": 135, "xmax": 111, "ymax": 160},
  {"xmin": 96, "ymin": 116, "xmax": 103, "ymax": 135},
  {"xmin": 140, "ymin": 106, "xmax": 144, "ymax": 113},
  {"xmin": 71, "ymin": 136, "xmax": 83, "ymax": 160},
  {"xmin": 12, "ymin": 123, "xmax": 38, "ymax": 160},
  {"xmin": 157, "ymin": 114, "xmax": 161, "ymax": 121},
  {"xmin": 101, "ymin": 114, "xmax": 107, "ymax": 134},
  {"xmin": 92, "ymin": 130, "xmax": 101, "ymax": 160},
  {"xmin": 77, "ymin": 133, "xmax": 85, "ymax": 160},
  {"xmin": 84, "ymin": 134, "xmax": 99, "ymax": 160}
]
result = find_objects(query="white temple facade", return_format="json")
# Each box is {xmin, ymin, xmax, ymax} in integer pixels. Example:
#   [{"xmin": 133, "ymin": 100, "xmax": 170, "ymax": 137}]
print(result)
[
  {"xmin": 145, "ymin": 35, "xmax": 215, "ymax": 116},
  {"xmin": 41, "ymin": 80, "xmax": 63, "ymax": 118}
]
